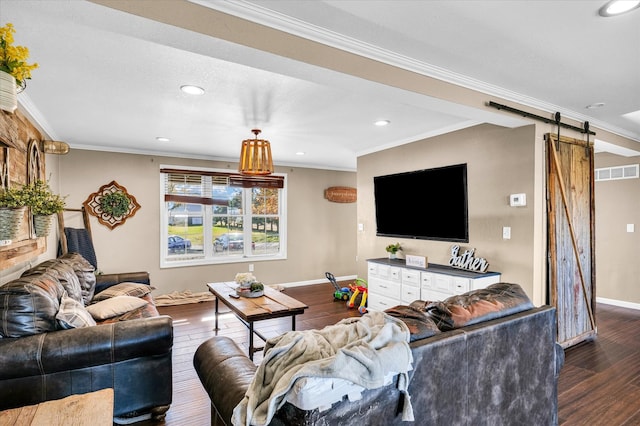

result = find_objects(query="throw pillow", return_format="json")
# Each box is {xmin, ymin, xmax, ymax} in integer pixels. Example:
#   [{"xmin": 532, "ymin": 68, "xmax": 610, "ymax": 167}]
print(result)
[
  {"xmin": 426, "ymin": 282, "xmax": 534, "ymax": 331},
  {"xmin": 56, "ymin": 291, "xmax": 96, "ymax": 329},
  {"xmin": 22, "ymin": 260, "xmax": 84, "ymax": 304},
  {"xmin": 92, "ymin": 282, "xmax": 155, "ymax": 302},
  {"xmin": 58, "ymin": 253, "xmax": 97, "ymax": 305},
  {"xmin": 0, "ymin": 275, "xmax": 64, "ymax": 337},
  {"xmin": 385, "ymin": 302, "xmax": 441, "ymax": 342},
  {"xmin": 86, "ymin": 295, "xmax": 149, "ymax": 321}
]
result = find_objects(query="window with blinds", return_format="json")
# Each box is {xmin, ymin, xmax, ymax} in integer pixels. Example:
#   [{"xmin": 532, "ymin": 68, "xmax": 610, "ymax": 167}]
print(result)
[{"xmin": 160, "ymin": 166, "xmax": 286, "ymax": 267}]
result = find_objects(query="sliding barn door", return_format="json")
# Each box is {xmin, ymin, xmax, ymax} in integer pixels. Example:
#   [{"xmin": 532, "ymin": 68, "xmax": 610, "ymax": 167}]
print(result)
[{"xmin": 546, "ymin": 133, "xmax": 596, "ymax": 348}]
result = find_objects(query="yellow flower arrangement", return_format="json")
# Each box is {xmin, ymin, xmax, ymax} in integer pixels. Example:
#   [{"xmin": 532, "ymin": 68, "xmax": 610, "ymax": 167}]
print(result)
[{"xmin": 0, "ymin": 23, "xmax": 38, "ymax": 88}]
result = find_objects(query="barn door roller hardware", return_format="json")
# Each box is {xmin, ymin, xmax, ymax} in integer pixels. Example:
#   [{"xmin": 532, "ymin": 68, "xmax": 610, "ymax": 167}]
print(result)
[{"xmin": 487, "ymin": 101, "xmax": 596, "ymax": 136}]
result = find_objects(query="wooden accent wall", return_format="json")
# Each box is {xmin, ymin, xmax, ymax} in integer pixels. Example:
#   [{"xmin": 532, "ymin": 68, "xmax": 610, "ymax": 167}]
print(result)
[{"xmin": 0, "ymin": 109, "xmax": 46, "ymax": 269}]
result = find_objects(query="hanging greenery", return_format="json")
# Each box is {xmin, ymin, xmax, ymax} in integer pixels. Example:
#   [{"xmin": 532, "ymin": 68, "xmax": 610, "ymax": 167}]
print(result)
[
  {"xmin": 99, "ymin": 191, "xmax": 130, "ymax": 218},
  {"xmin": 23, "ymin": 180, "xmax": 66, "ymax": 215}
]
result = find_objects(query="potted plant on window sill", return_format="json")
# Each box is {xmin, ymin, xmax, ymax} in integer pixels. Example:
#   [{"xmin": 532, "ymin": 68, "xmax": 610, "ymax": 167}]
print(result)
[
  {"xmin": 0, "ymin": 185, "xmax": 28, "ymax": 244},
  {"xmin": 24, "ymin": 180, "xmax": 66, "ymax": 238},
  {"xmin": 385, "ymin": 242, "xmax": 402, "ymax": 260}
]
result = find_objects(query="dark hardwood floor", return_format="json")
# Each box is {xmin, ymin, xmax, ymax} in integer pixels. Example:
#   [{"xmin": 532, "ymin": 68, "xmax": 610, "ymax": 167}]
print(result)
[{"xmin": 137, "ymin": 283, "xmax": 640, "ymax": 426}]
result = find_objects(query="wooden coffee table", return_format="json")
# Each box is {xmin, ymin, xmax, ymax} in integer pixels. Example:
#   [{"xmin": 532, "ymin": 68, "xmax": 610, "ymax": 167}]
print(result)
[{"xmin": 207, "ymin": 282, "xmax": 309, "ymax": 360}]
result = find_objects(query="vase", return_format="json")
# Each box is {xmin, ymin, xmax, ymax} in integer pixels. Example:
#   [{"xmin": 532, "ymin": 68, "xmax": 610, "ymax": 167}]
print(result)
[
  {"xmin": 0, "ymin": 71, "xmax": 18, "ymax": 113},
  {"xmin": 388, "ymin": 252, "xmax": 397, "ymax": 260},
  {"xmin": 0, "ymin": 206, "xmax": 27, "ymax": 244},
  {"xmin": 33, "ymin": 214, "xmax": 54, "ymax": 238}
]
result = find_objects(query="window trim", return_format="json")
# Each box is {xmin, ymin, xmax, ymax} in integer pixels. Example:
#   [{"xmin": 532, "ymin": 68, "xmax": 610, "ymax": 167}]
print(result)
[{"xmin": 159, "ymin": 164, "xmax": 287, "ymax": 268}]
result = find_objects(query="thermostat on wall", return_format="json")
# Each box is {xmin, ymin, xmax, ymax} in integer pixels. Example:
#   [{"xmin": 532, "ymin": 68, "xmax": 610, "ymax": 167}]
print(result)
[{"xmin": 510, "ymin": 193, "xmax": 526, "ymax": 207}]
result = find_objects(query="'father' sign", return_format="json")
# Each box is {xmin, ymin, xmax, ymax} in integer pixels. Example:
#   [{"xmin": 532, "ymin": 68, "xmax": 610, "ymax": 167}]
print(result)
[{"xmin": 448, "ymin": 245, "xmax": 489, "ymax": 273}]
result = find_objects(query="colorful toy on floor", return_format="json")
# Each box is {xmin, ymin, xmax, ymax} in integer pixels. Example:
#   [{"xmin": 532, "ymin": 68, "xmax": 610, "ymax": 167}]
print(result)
[
  {"xmin": 326, "ymin": 272, "xmax": 352, "ymax": 301},
  {"xmin": 347, "ymin": 278, "xmax": 368, "ymax": 314},
  {"xmin": 326, "ymin": 272, "xmax": 368, "ymax": 314}
]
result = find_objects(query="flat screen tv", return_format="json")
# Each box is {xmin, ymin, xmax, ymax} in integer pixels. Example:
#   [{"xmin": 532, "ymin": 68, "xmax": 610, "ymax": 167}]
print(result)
[{"xmin": 374, "ymin": 163, "xmax": 468, "ymax": 242}]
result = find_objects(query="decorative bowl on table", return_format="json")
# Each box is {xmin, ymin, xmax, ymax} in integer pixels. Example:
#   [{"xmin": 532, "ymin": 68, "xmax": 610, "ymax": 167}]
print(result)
[
  {"xmin": 234, "ymin": 273, "xmax": 265, "ymax": 298},
  {"xmin": 236, "ymin": 287, "xmax": 264, "ymax": 298}
]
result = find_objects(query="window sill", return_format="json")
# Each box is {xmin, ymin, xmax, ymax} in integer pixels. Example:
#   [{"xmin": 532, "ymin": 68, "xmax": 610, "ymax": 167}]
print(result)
[{"xmin": 160, "ymin": 254, "xmax": 286, "ymax": 269}]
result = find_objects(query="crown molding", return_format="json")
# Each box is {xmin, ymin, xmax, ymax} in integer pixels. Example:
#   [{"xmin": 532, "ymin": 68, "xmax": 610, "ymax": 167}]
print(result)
[
  {"xmin": 194, "ymin": 0, "xmax": 639, "ymax": 143},
  {"xmin": 17, "ymin": 93, "xmax": 60, "ymax": 141}
]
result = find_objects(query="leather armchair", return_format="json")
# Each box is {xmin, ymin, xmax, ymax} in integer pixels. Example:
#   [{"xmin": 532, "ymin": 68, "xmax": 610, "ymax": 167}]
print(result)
[{"xmin": 0, "ymin": 316, "xmax": 173, "ymax": 419}]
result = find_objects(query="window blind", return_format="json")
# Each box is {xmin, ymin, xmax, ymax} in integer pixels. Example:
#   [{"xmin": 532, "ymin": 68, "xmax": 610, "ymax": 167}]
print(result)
[{"xmin": 160, "ymin": 168, "xmax": 284, "ymax": 189}]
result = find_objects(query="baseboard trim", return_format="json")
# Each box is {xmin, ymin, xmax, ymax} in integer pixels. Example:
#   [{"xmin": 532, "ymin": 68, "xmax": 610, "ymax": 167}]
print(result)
[
  {"xmin": 596, "ymin": 297, "xmax": 640, "ymax": 311},
  {"xmin": 279, "ymin": 275, "xmax": 357, "ymax": 288}
]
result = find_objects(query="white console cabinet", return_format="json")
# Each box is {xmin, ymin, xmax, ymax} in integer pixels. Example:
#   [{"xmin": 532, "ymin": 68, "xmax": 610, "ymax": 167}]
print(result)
[{"xmin": 367, "ymin": 258, "xmax": 501, "ymax": 311}]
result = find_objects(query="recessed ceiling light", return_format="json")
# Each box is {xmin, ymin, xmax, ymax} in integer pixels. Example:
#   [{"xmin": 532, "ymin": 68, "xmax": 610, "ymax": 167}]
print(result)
[
  {"xmin": 296, "ymin": 151, "xmax": 305, "ymax": 156},
  {"xmin": 180, "ymin": 85, "xmax": 205, "ymax": 95},
  {"xmin": 156, "ymin": 137, "xmax": 170, "ymax": 142},
  {"xmin": 586, "ymin": 102, "xmax": 606, "ymax": 109},
  {"xmin": 599, "ymin": 0, "xmax": 640, "ymax": 17},
  {"xmin": 374, "ymin": 120, "xmax": 390, "ymax": 126}
]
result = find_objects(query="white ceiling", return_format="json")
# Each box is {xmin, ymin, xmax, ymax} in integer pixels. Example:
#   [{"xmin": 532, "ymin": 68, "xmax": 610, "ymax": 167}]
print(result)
[{"xmin": 3, "ymin": 0, "xmax": 640, "ymax": 171}]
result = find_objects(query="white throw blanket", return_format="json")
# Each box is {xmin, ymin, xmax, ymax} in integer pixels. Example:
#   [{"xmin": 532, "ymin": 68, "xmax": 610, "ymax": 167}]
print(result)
[{"xmin": 232, "ymin": 311, "xmax": 414, "ymax": 426}]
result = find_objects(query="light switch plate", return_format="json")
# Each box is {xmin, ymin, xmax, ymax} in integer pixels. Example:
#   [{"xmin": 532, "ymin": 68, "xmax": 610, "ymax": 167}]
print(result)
[
  {"xmin": 628, "ymin": 224, "xmax": 635, "ymax": 233},
  {"xmin": 503, "ymin": 226, "xmax": 511, "ymax": 239}
]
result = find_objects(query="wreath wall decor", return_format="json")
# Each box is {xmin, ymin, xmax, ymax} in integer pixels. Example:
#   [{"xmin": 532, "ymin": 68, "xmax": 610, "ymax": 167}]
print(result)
[{"xmin": 83, "ymin": 181, "xmax": 141, "ymax": 230}]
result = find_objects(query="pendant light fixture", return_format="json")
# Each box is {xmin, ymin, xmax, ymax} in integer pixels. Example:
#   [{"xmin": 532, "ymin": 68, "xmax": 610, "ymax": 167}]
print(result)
[{"xmin": 238, "ymin": 129, "xmax": 274, "ymax": 175}]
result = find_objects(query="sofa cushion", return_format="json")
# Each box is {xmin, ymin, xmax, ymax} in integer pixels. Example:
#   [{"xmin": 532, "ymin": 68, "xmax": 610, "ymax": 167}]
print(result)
[
  {"xmin": 57, "ymin": 253, "xmax": 97, "ymax": 304},
  {"xmin": 426, "ymin": 282, "xmax": 534, "ymax": 331},
  {"xmin": 384, "ymin": 301, "xmax": 441, "ymax": 342},
  {"xmin": 22, "ymin": 259, "xmax": 84, "ymax": 304},
  {"xmin": 56, "ymin": 291, "xmax": 96, "ymax": 329},
  {"xmin": 0, "ymin": 275, "xmax": 65, "ymax": 337},
  {"xmin": 86, "ymin": 295, "xmax": 149, "ymax": 321},
  {"xmin": 92, "ymin": 282, "xmax": 155, "ymax": 302}
]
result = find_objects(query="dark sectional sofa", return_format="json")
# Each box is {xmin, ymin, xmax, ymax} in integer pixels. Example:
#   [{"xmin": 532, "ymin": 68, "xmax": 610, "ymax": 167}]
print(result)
[
  {"xmin": 194, "ymin": 282, "xmax": 564, "ymax": 426},
  {"xmin": 0, "ymin": 253, "xmax": 173, "ymax": 423}
]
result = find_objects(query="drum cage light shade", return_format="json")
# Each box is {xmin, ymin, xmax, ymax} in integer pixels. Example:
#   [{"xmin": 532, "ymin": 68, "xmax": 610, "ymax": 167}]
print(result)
[{"xmin": 239, "ymin": 129, "xmax": 274, "ymax": 175}]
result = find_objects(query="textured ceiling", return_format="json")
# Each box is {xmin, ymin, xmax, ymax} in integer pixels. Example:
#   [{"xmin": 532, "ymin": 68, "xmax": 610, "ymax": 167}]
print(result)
[{"xmin": 4, "ymin": 0, "xmax": 639, "ymax": 170}]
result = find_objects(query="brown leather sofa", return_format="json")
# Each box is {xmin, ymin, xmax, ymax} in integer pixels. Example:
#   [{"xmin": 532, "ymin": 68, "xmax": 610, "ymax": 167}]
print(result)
[
  {"xmin": 0, "ymin": 253, "xmax": 173, "ymax": 423},
  {"xmin": 194, "ymin": 283, "xmax": 564, "ymax": 425}
]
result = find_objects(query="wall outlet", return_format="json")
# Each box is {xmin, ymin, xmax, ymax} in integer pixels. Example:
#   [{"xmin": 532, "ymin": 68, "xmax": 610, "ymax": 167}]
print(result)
[
  {"xmin": 249, "ymin": 264, "xmax": 254, "ymax": 272},
  {"xmin": 503, "ymin": 227, "xmax": 511, "ymax": 239},
  {"xmin": 628, "ymin": 224, "xmax": 635, "ymax": 233}
]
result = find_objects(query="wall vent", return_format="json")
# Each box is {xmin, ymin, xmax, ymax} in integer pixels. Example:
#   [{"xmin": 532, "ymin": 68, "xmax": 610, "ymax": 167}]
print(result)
[{"xmin": 595, "ymin": 164, "xmax": 639, "ymax": 181}]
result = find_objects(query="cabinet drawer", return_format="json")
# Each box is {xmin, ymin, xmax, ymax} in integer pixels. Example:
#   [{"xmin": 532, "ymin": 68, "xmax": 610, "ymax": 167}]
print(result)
[
  {"xmin": 453, "ymin": 277, "xmax": 470, "ymax": 294},
  {"xmin": 368, "ymin": 293, "xmax": 398, "ymax": 312},
  {"xmin": 471, "ymin": 274, "xmax": 502, "ymax": 290},
  {"xmin": 389, "ymin": 267, "xmax": 401, "ymax": 282},
  {"xmin": 401, "ymin": 269, "xmax": 420, "ymax": 286},
  {"xmin": 401, "ymin": 285, "xmax": 421, "ymax": 304},
  {"xmin": 368, "ymin": 277, "xmax": 401, "ymax": 299},
  {"xmin": 422, "ymin": 288, "xmax": 451, "ymax": 302},
  {"xmin": 421, "ymin": 272, "xmax": 433, "ymax": 289},
  {"xmin": 433, "ymin": 274, "xmax": 452, "ymax": 292},
  {"xmin": 367, "ymin": 262, "xmax": 378, "ymax": 276}
]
